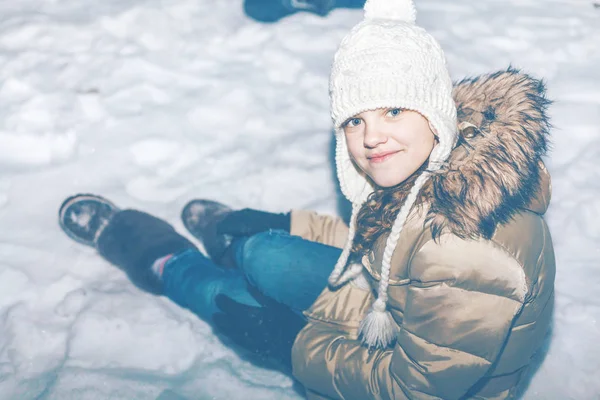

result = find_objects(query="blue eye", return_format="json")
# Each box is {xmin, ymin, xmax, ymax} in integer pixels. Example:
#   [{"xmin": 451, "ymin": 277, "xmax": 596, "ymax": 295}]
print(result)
[
  {"xmin": 387, "ymin": 108, "xmax": 402, "ymax": 117},
  {"xmin": 343, "ymin": 117, "xmax": 362, "ymax": 128}
]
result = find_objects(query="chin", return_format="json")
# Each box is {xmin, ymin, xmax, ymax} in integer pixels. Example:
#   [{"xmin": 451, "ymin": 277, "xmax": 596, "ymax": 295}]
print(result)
[{"xmin": 371, "ymin": 175, "xmax": 406, "ymax": 188}]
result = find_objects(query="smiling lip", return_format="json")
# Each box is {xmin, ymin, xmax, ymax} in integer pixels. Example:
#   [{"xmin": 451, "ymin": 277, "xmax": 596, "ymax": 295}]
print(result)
[{"xmin": 368, "ymin": 150, "xmax": 400, "ymax": 163}]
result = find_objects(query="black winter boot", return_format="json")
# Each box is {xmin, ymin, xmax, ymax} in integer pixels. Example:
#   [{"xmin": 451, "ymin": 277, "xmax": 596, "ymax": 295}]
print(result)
[
  {"xmin": 59, "ymin": 194, "xmax": 119, "ymax": 247},
  {"xmin": 181, "ymin": 199, "xmax": 235, "ymax": 267},
  {"xmin": 59, "ymin": 194, "xmax": 196, "ymax": 295},
  {"xmin": 244, "ymin": 0, "xmax": 336, "ymax": 23},
  {"xmin": 96, "ymin": 210, "xmax": 197, "ymax": 294}
]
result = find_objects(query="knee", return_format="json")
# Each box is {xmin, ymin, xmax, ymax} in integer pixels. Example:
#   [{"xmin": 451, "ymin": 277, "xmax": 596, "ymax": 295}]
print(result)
[{"xmin": 239, "ymin": 230, "xmax": 292, "ymax": 287}]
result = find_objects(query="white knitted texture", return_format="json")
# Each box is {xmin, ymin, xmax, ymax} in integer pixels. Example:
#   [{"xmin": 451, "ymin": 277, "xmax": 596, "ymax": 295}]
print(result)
[
  {"xmin": 328, "ymin": 204, "xmax": 364, "ymax": 287},
  {"xmin": 330, "ymin": 26, "xmax": 455, "ymax": 129},
  {"xmin": 358, "ymin": 170, "xmax": 432, "ymax": 348},
  {"xmin": 329, "ymin": 2, "xmax": 458, "ymax": 216},
  {"xmin": 328, "ymin": 0, "xmax": 459, "ymax": 349},
  {"xmin": 335, "ymin": 129, "xmax": 374, "ymax": 204},
  {"xmin": 364, "ymin": 0, "xmax": 416, "ymax": 23}
]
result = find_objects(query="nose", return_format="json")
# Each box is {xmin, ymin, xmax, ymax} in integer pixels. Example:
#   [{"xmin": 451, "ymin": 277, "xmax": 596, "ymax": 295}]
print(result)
[{"xmin": 363, "ymin": 122, "xmax": 387, "ymax": 148}]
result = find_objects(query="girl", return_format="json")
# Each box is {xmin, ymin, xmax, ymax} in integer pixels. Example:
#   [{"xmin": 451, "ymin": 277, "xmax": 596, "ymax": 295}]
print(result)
[{"xmin": 59, "ymin": 0, "xmax": 555, "ymax": 398}]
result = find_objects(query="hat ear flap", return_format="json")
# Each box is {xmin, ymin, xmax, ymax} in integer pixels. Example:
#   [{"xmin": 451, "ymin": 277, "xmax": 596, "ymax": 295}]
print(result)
[
  {"xmin": 335, "ymin": 129, "xmax": 374, "ymax": 204},
  {"xmin": 428, "ymin": 121, "xmax": 438, "ymax": 135}
]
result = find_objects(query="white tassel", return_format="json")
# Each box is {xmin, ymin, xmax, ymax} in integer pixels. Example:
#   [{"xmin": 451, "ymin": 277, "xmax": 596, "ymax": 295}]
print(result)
[
  {"xmin": 364, "ymin": 0, "xmax": 417, "ymax": 23},
  {"xmin": 359, "ymin": 298, "xmax": 399, "ymax": 348}
]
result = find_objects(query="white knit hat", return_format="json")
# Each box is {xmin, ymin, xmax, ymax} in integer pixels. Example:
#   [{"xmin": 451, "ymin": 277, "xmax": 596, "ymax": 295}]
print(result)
[{"xmin": 327, "ymin": 0, "xmax": 459, "ymax": 348}]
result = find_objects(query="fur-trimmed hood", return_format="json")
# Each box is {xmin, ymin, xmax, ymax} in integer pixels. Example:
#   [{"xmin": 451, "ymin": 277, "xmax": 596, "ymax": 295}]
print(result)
[{"xmin": 425, "ymin": 67, "xmax": 552, "ymax": 239}]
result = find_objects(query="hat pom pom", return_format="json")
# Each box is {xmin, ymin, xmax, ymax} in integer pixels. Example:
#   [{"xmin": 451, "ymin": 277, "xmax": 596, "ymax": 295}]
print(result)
[
  {"xmin": 359, "ymin": 298, "xmax": 399, "ymax": 348},
  {"xmin": 364, "ymin": 0, "xmax": 417, "ymax": 23}
]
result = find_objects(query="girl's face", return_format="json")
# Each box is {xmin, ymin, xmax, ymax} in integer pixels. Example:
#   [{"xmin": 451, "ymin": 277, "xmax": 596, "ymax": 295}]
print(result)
[{"xmin": 343, "ymin": 108, "xmax": 436, "ymax": 188}]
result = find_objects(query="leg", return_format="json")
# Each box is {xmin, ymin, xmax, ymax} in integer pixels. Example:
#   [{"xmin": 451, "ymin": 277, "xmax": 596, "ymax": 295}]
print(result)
[
  {"xmin": 96, "ymin": 209, "xmax": 197, "ymax": 294},
  {"xmin": 161, "ymin": 249, "xmax": 260, "ymax": 321},
  {"xmin": 59, "ymin": 195, "xmax": 259, "ymax": 311},
  {"xmin": 232, "ymin": 230, "xmax": 342, "ymax": 314},
  {"xmin": 95, "ymin": 210, "xmax": 262, "ymax": 318},
  {"xmin": 161, "ymin": 229, "xmax": 342, "ymax": 320},
  {"xmin": 59, "ymin": 194, "xmax": 197, "ymax": 294},
  {"xmin": 206, "ymin": 230, "xmax": 341, "ymax": 370},
  {"xmin": 59, "ymin": 194, "xmax": 309, "ymax": 369},
  {"xmin": 59, "ymin": 194, "xmax": 337, "ymax": 324}
]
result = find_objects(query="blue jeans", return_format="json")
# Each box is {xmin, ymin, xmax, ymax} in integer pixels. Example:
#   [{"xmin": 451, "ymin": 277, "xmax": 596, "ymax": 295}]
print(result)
[{"xmin": 161, "ymin": 230, "xmax": 342, "ymax": 321}]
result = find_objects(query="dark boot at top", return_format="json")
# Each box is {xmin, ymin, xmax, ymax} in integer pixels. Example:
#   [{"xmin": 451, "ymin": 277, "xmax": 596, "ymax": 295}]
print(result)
[
  {"xmin": 244, "ymin": 0, "xmax": 336, "ymax": 23},
  {"xmin": 59, "ymin": 194, "xmax": 119, "ymax": 247},
  {"xmin": 181, "ymin": 199, "xmax": 235, "ymax": 267}
]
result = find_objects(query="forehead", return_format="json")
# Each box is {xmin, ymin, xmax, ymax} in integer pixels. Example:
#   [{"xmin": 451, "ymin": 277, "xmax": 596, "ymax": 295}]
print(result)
[
  {"xmin": 353, "ymin": 108, "xmax": 421, "ymax": 118},
  {"xmin": 353, "ymin": 108, "xmax": 387, "ymax": 117}
]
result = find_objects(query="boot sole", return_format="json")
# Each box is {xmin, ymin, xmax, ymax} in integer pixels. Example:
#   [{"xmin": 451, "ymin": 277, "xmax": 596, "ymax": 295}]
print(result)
[
  {"xmin": 58, "ymin": 194, "xmax": 120, "ymax": 246},
  {"xmin": 181, "ymin": 199, "xmax": 232, "ymax": 239}
]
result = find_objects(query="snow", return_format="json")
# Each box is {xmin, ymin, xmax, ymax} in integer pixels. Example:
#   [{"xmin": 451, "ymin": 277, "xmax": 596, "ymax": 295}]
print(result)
[{"xmin": 0, "ymin": 0, "xmax": 598, "ymax": 398}]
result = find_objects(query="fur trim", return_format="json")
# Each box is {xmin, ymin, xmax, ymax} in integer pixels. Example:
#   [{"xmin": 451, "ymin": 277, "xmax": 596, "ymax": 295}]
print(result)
[{"xmin": 425, "ymin": 67, "xmax": 552, "ymax": 239}]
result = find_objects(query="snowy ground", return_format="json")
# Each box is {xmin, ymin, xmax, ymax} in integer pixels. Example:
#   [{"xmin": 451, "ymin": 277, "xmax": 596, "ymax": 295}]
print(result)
[{"xmin": 0, "ymin": 0, "xmax": 599, "ymax": 398}]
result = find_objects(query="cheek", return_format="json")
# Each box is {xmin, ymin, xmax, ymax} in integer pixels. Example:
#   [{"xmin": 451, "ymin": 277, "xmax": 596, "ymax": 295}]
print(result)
[
  {"xmin": 345, "ymin": 135, "xmax": 363, "ymax": 161},
  {"xmin": 420, "ymin": 134, "xmax": 436, "ymax": 156},
  {"xmin": 412, "ymin": 129, "xmax": 436, "ymax": 158}
]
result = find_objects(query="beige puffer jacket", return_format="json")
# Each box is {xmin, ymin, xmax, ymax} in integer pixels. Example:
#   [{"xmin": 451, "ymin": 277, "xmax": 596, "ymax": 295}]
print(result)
[{"xmin": 289, "ymin": 69, "xmax": 555, "ymax": 400}]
